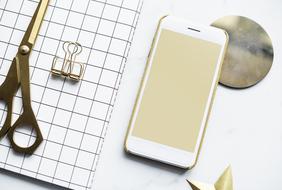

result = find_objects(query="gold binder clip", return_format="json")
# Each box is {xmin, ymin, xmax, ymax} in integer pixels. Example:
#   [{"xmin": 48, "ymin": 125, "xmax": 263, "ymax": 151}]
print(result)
[{"xmin": 51, "ymin": 41, "xmax": 84, "ymax": 81}]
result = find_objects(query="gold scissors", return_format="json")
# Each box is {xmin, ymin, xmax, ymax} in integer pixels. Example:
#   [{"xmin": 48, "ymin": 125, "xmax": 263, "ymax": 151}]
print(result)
[{"xmin": 0, "ymin": 0, "xmax": 49, "ymax": 154}]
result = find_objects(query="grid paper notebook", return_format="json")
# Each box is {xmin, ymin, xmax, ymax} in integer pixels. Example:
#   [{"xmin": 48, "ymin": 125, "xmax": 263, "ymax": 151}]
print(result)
[{"xmin": 0, "ymin": 0, "xmax": 142, "ymax": 189}]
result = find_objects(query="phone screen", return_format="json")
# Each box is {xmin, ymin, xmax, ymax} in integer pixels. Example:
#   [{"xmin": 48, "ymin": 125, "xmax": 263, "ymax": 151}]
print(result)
[{"xmin": 132, "ymin": 29, "xmax": 223, "ymax": 152}]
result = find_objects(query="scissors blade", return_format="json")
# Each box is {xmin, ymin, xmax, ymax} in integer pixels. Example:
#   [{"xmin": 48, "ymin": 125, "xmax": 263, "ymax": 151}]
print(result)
[{"xmin": 20, "ymin": 0, "xmax": 49, "ymax": 47}]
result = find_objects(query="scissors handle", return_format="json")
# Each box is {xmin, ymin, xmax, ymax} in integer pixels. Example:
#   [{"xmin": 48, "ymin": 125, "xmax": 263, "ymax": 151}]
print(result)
[
  {"xmin": 0, "ymin": 58, "xmax": 20, "ymax": 139},
  {"xmin": 7, "ymin": 108, "xmax": 43, "ymax": 154},
  {"xmin": 8, "ymin": 52, "xmax": 43, "ymax": 154},
  {"xmin": 0, "ymin": 56, "xmax": 43, "ymax": 154}
]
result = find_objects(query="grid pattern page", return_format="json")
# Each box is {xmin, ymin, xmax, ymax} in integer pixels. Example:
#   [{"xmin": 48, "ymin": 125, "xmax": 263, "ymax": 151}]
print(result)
[{"xmin": 0, "ymin": 0, "xmax": 142, "ymax": 189}]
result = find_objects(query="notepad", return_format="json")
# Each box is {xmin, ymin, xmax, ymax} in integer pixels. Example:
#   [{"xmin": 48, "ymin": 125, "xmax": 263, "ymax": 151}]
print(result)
[{"xmin": 0, "ymin": 0, "xmax": 143, "ymax": 189}]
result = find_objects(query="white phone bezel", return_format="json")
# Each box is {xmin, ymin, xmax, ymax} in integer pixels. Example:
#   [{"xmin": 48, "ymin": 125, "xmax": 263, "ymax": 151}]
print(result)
[{"xmin": 125, "ymin": 16, "xmax": 228, "ymax": 169}]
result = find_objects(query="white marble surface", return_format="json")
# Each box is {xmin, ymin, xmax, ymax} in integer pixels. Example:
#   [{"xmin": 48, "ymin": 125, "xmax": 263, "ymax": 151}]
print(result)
[{"xmin": 1, "ymin": 0, "xmax": 282, "ymax": 189}]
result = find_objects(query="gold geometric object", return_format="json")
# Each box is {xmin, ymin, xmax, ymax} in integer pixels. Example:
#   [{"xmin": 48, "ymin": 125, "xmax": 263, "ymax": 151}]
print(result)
[
  {"xmin": 187, "ymin": 166, "xmax": 233, "ymax": 190},
  {"xmin": 212, "ymin": 15, "xmax": 274, "ymax": 89}
]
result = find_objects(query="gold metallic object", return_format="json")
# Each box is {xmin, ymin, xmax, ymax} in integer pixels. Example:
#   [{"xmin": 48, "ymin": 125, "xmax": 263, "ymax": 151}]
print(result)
[
  {"xmin": 19, "ymin": 45, "xmax": 30, "ymax": 55},
  {"xmin": 51, "ymin": 41, "xmax": 84, "ymax": 81},
  {"xmin": 212, "ymin": 15, "xmax": 274, "ymax": 88},
  {"xmin": 0, "ymin": 0, "xmax": 49, "ymax": 154},
  {"xmin": 28, "ymin": 0, "xmax": 49, "ymax": 44},
  {"xmin": 187, "ymin": 166, "xmax": 233, "ymax": 190}
]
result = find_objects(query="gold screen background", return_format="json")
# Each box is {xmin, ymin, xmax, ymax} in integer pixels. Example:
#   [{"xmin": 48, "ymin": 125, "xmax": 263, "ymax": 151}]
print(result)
[{"xmin": 132, "ymin": 29, "xmax": 221, "ymax": 152}]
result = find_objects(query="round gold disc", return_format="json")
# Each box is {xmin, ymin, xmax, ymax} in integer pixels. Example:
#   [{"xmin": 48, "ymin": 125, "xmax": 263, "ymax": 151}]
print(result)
[{"xmin": 212, "ymin": 15, "xmax": 274, "ymax": 88}]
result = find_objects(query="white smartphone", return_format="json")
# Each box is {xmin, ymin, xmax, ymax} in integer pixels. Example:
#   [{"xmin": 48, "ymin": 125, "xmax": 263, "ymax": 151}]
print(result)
[{"xmin": 125, "ymin": 16, "xmax": 228, "ymax": 169}]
